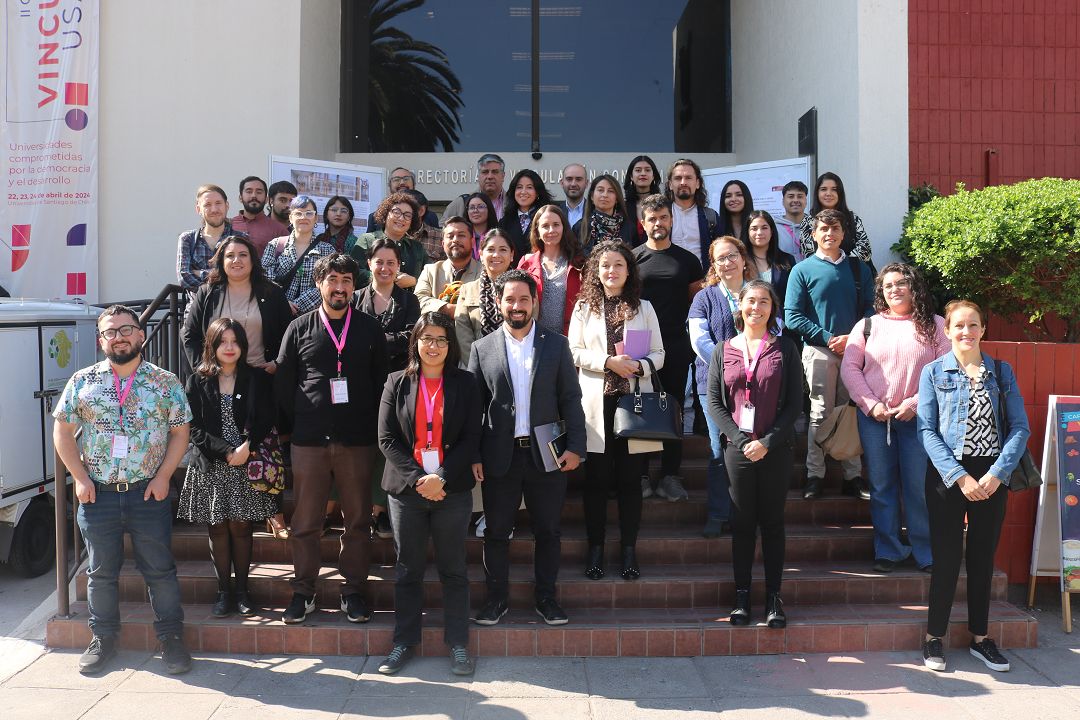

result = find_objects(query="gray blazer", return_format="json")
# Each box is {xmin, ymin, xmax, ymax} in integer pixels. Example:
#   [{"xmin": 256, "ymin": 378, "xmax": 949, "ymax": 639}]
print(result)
[{"xmin": 467, "ymin": 322, "xmax": 587, "ymax": 477}]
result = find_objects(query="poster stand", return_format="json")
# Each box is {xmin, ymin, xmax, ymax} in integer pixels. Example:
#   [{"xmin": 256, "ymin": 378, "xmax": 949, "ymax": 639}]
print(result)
[{"xmin": 1027, "ymin": 396, "xmax": 1080, "ymax": 632}]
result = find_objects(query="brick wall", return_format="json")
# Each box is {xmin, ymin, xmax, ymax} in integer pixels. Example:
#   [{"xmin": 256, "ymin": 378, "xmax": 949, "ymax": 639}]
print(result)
[{"xmin": 909, "ymin": 0, "xmax": 1080, "ymax": 193}]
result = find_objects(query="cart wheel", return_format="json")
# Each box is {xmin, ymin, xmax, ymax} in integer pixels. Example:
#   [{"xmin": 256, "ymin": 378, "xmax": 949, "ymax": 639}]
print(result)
[{"xmin": 9, "ymin": 498, "xmax": 55, "ymax": 577}]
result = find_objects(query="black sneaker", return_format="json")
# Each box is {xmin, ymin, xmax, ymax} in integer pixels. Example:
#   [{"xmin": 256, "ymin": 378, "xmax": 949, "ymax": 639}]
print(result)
[
  {"xmin": 535, "ymin": 597, "xmax": 569, "ymax": 626},
  {"xmin": 78, "ymin": 635, "xmax": 116, "ymax": 675},
  {"xmin": 873, "ymin": 558, "xmax": 896, "ymax": 573},
  {"xmin": 160, "ymin": 634, "xmax": 192, "ymax": 675},
  {"xmin": 922, "ymin": 636, "xmax": 946, "ymax": 671},
  {"xmin": 449, "ymin": 645, "xmax": 475, "ymax": 676},
  {"xmin": 970, "ymin": 637, "xmax": 1010, "ymax": 672},
  {"xmin": 236, "ymin": 591, "xmax": 256, "ymax": 617},
  {"xmin": 341, "ymin": 594, "xmax": 372, "ymax": 623},
  {"xmin": 474, "ymin": 599, "xmax": 509, "ymax": 626},
  {"xmin": 702, "ymin": 517, "xmax": 725, "ymax": 538},
  {"xmin": 282, "ymin": 593, "xmax": 315, "ymax": 624},
  {"xmin": 377, "ymin": 644, "xmax": 414, "ymax": 675},
  {"xmin": 373, "ymin": 511, "xmax": 393, "ymax": 540},
  {"xmin": 843, "ymin": 476, "xmax": 872, "ymax": 501},
  {"xmin": 803, "ymin": 477, "xmax": 822, "ymax": 500}
]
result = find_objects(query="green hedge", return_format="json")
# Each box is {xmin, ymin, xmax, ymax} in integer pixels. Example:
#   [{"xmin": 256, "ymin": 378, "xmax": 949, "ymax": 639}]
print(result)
[{"xmin": 899, "ymin": 178, "xmax": 1080, "ymax": 342}]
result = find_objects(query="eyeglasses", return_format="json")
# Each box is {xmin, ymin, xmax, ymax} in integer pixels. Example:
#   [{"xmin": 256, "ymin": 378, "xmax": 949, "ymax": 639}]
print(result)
[
  {"xmin": 389, "ymin": 208, "xmax": 414, "ymax": 221},
  {"xmin": 390, "ymin": 176, "xmax": 412, "ymax": 184},
  {"xmin": 418, "ymin": 335, "xmax": 449, "ymax": 348},
  {"xmin": 882, "ymin": 280, "xmax": 911, "ymax": 291},
  {"xmin": 713, "ymin": 253, "xmax": 742, "ymax": 265},
  {"xmin": 99, "ymin": 324, "xmax": 139, "ymax": 340},
  {"xmin": 291, "ymin": 209, "xmax": 317, "ymax": 219}
]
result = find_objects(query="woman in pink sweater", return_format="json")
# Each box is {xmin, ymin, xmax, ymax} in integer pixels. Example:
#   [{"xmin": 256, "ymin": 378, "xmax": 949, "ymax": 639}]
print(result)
[{"xmin": 841, "ymin": 263, "xmax": 949, "ymax": 574}]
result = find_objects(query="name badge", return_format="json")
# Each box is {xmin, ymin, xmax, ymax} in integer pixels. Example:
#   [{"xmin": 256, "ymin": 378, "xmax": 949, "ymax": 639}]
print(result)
[
  {"xmin": 330, "ymin": 377, "xmax": 349, "ymax": 404},
  {"xmin": 421, "ymin": 448, "xmax": 440, "ymax": 474},
  {"xmin": 111, "ymin": 435, "xmax": 129, "ymax": 459},
  {"xmin": 738, "ymin": 402, "xmax": 756, "ymax": 434}
]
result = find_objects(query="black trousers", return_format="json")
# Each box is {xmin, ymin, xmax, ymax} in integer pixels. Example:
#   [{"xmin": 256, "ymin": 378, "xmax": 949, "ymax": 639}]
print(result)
[
  {"xmin": 654, "ymin": 353, "xmax": 690, "ymax": 476},
  {"xmin": 585, "ymin": 394, "xmax": 645, "ymax": 547},
  {"xmin": 724, "ymin": 441, "xmax": 793, "ymax": 595},
  {"xmin": 925, "ymin": 456, "xmax": 1008, "ymax": 638},
  {"xmin": 388, "ymin": 488, "xmax": 472, "ymax": 648},
  {"xmin": 481, "ymin": 445, "xmax": 566, "ymax": 602}
]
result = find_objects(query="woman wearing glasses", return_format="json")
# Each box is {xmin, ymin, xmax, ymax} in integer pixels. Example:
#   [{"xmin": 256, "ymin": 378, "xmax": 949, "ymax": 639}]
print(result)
[
  {"xmin": 376, "ymin": 312, "xmax": 482, "ymax": 677},
  {"xmin": 351, "ymin": 192, "xmax": 428, "ymax": 290},
  {"xmin": 261, "ymin": 195, "xmax": 336, "ymax": 315}
]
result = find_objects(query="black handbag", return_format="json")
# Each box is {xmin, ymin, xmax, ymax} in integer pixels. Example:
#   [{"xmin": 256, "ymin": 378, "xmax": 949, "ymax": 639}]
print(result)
[
  {"xmin": 993, "ymin": 357, "xmax": 1042, "ymax": 492},
  {"xmin": 613, "ymin": 357, "xmax": 682, "ymax": 441}
]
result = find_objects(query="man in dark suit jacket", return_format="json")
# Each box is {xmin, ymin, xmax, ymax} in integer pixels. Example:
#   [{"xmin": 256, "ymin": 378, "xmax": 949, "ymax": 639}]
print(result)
[{"xmin": 467, "ymin": 269, "xmax": 587, "ymax": 627}]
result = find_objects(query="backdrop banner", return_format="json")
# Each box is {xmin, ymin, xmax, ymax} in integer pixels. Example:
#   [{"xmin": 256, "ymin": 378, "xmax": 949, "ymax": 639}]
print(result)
[{"xmin": 1, "ymin": 0, "xmax": 99, "ymax": 301}]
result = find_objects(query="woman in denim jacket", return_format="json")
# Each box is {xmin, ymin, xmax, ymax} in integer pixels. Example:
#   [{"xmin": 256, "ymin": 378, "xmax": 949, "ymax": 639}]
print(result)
[{"xmin": 916, "ymin": 300, "xmax": 1029, "ymax": 674}]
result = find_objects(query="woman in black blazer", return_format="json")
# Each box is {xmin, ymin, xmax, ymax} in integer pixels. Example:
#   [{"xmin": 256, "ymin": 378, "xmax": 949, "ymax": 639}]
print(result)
[
  {"xmin": 376, "ymin": 311, "xmax": 482, "ymax": 677},
  {"xmin": 178, "ymin": 318, "xmax": 278, "ymax": 618},
  {"xmin": 572, "ymin": 174, "xmax": 639, "ymax": 255},
  {"xmin": 498, "ymin": 169, "xmax": 553, "ymax": 260}
]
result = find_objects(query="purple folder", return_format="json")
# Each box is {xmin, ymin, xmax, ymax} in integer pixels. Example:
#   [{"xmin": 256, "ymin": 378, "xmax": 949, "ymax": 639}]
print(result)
[{"xmin": 623, "ymin": 329, "xmax": 651, "ymax": 359}]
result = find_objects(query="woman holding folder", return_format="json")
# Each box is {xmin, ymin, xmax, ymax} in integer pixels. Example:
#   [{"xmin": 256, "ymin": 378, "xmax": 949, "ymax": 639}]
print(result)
[{"xmin": 569, "ymin": 240, "xmax": 665, "ymax": 581}]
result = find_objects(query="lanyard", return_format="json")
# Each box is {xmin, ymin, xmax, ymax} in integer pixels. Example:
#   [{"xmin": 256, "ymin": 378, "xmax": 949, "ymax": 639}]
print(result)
[
  {"xmin": 319, "ymin": 306, "xmax": 352, "ymax": 376},
  {"xmin": 420, "ymin": 376, "xmax": 444, "ymax": 448},
  {"xmin": 739, "ymin": 334, "xmax": 770, "ymax": 390},
  {"xmin": 112, "ymin": 367, "xmax": 137, "ymax": 427}
]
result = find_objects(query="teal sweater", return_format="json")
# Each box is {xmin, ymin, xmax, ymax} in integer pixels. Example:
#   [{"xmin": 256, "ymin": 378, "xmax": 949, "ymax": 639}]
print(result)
[{"xmin": 783, "ymin": 254, "xmax": 875, "ymax": 347}]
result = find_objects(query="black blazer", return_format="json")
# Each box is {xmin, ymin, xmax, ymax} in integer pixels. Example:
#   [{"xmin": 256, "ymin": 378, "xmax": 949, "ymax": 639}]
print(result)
[
  {"xmin": 181, "ymin": 281, "xmax": 292, "ymax": 370},
  {"xmin": 497, "ymin": 206, "xmax": 540, "ymax": 260},
  {"xmin": 466, "ymin": 323, "xmax": 587, "ymax": 477},
  {"xmin": 185, "ymin": 366, "xmax": 275, "ymax": 472},
  {"xmin": 378, "ymin": 368, "xmax": 482, "ymax": 495},
  {"xmin": 353, "ymin": 284, "xmax": 421, "ymax": 372}
]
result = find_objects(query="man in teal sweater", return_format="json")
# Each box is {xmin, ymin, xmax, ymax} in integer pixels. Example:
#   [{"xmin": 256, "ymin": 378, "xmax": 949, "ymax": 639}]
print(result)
[{"xmin": 784, "ymin": 209, "xmax": 875, "ymax": 500}]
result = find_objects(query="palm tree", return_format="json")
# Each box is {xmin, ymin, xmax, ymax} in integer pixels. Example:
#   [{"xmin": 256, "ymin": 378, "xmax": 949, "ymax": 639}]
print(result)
[{"xmin": 366, "ymin": 0, "xmax": 463, "ymax": 151}]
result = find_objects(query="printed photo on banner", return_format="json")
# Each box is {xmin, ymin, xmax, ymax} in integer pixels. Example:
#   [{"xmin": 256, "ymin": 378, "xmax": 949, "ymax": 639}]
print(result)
[{"xmin": 269, "ymin": 156, "xmax": 386, "ymax": 235}]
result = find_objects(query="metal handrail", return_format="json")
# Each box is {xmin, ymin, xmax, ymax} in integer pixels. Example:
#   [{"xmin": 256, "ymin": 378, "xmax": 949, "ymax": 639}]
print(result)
[{"xmin": 54, "ymin": 447, "xmax": 84, "ymax": 619}]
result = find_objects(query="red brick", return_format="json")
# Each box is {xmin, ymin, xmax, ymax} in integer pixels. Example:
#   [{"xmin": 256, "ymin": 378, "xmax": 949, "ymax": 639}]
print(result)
[
  {"xmin": 591, "ymin": 629, "xmax": 618, "ymax": 656},
  {"xmin": 731, "ymin": 628, "xmax": 758, "ymax": 655},
  {"xmin": 283, "ymin": 627, "xmax": 312, "ymax": 655},
  {"xmin": 614, "ymin": 582, "xmax": 643, "ymax": 609},
  {"xmin": 646, "ymin": 630, "xmax": 674, "ymax": 657},
  {"xmin": 564, "ymin": 629, "xmax": 591, "ymax": 657},
  {"xmin": 367, "ymin": 628, "xmax": 393, "ymax": 655},
  {"xmin": 674, "ymin": 629, "xmax": 702, "ymax": 657},
  {"xmin": 867, "ymin": 624, "xmax": 894, "ymax": 651},
  {"xmin": 1001, "ymin": 620, "xmax": 1030, "ymax": 648},
  {"xmin": 229, "ymin": 626, "xmax": 258, "ymax": 655},
  {"xmin": 506, "ymin": 629, "xmax": 536, "ymax": 656},
  {"xmin": 840, "ymin": 625, "xmax": 867, "ymax": 652},
  {"xmin": 537, "ymin": 629, "xmax": 564, "ymax": 656},
  {"xmin": 339, "ymin": 629, "xmax": 367, "ymax": 656},
  {"xmin": 812, "ymin": 625, "xmax": 842, "ymax": 653},
  {"xmin": 419, "ymin": 628, "xmax": 442, "ymax": 657},
  {"xmin": 256, "ymin": 627, "xmax": 284, "ymax": 655},
  {"xmin": 200, "ymin": 625, "xmax": 230, "ymax": 654},
  {"xmin": 620, "ymin": 629, "xmax": 646, "ymax": 657},
  {"xmin": 784, "ymin": 625, "xmax": 814, "ymax": 653},
  {"xmin": 71, "ymin": 623, "xmax": 93, "ymax": 648},
  {"xmin": 478, "ymin": 628, "xmax": 507, "ymax": 657},
  {"xmin": 757, "ymin": 629, "xmax": 785, "ymax": 655},
  {"xmin": 46, "ymin": 621, "xmax": 72, "ymax": 649}
]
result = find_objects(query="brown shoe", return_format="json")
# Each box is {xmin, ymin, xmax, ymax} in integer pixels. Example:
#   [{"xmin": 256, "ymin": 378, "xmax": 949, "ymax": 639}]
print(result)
[{"xmin": 267, "ymin": 514, "xmax": 290, "ymax": 540}]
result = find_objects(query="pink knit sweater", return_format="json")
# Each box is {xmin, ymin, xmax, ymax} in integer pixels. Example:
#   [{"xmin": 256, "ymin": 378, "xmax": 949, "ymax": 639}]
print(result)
[{"xmin": 840, "ymin": 313, "xmax": 950, "ymax": 416}]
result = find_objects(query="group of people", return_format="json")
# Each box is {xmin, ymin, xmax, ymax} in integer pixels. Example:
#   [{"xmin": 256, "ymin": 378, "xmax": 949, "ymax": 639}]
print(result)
[{"xmin": 55, "ymin": 153, "xmax": 1030, "ymax": 680}]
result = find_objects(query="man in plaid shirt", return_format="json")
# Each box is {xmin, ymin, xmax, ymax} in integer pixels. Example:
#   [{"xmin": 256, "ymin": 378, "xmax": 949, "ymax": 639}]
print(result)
[{"xmin": 176, "ymin": 184, "xmax": 246, "ymax": 291}]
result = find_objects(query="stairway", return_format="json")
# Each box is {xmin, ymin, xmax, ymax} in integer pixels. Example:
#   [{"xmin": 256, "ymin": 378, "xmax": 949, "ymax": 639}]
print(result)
[{"xmin": 46, "ymin": 435, "xmax": 1037, "ymax": 657}]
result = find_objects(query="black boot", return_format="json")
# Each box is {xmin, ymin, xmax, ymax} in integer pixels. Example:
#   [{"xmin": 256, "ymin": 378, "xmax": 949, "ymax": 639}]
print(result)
[
  {"xmin": 766, "ymin": 593, "xmax": 787, "ymax": 628},
  {"xmin": 211, "ymin": 591, "xmax": 233, "ymax": 618},
  {"xmin": 585, "ymin": 544, "xmax": 605, "ymax": 580},
  {"xmin": 730, "ymin": 589, "xmax": 751, "ymax": 626},
  {"xmin": 235, "ymin": 589, "xmax": 256, "ymax": 617},
  {"xmin": 620, "ymin": 545, "xmax": 640, "ymax": 580}
]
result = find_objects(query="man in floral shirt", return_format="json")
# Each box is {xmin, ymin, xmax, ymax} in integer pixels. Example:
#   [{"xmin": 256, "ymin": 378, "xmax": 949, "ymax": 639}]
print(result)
[{"xmin": 53, "ymin": 305, "xmax": 192, "ymax": 676}]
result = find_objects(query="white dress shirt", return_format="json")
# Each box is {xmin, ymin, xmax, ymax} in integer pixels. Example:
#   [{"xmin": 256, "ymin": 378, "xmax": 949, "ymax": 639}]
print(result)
[
  {"xmin": 670, "ymin": 202, "xmax": 701, "ymax": 258},
  {"xmin": 502, "ymin": 322, "xmax": 536, "ymax": 438},
  {"xmin": 564, "ymin": 199, "xmax": 585, "ymax": 228}
]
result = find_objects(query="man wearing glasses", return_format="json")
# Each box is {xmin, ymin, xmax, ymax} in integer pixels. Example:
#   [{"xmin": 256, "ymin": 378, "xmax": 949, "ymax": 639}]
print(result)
[
  {"xmin": 53, "ymin": 306, "xmax": 193, "ymax": 676},
  {"xmin": 441, "ymin": 154, "xmax": 508, "ymax": 224},
  {"xmin": 366, "ymin": 168, "xmax": 439, "ymax": 231}
]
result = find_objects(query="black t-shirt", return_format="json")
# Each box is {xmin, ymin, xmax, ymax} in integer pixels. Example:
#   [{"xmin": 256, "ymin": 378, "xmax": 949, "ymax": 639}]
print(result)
[{"xmin": 633, "ymin": 243, "xmax": 704, "ymax": 345}]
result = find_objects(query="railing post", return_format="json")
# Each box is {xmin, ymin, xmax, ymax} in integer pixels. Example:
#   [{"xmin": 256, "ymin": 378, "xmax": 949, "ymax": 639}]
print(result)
[
  {"xmin": 54, "ymin": 448, "xmax": 71, "ymax": 619},
  {"xmin": 169, "ymin": 289, "xmax": 180, "ymax": 374}
]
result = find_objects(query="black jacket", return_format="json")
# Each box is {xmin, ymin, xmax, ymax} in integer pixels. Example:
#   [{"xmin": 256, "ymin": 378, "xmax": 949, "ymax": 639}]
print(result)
[
  {"xmin": 181, "ymin": 281, "xmax": 292, "ymax": 370},
  {"xmin": 497, "ymin": 206, "xmax": 540, "ymax": 260},
  {"xmin": 572, "ymin": 213, "xmax": 639, "ymax": 256},
  {"xmin": 378, "ymin": 368, "xmax": 482, "ymax": 495},
  {"xmin": 185, "ymin": 366, "xmax": 275, "ymax": 472},
  {"xmin": 274, "ymin": 307, "xmax": 389, "ymax": 446},
  {"xmin": 353, "ymin": 284, "xmax": 420, "ymax": 373}
]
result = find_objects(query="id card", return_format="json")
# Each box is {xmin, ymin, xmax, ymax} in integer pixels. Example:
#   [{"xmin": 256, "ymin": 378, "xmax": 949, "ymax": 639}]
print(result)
[
  {"xmin": 738, "ymin": 403, "xmax": 756, "ymax": 434},
  {"xmin": 330, "ymin": 377, "xmax": 349, "ymax": 404},
  {"xmin": 421, "ymin": 448, "xmax": 441, "ymax": 474},
  {"xmin": 111, "ymin": 435, "xmax": 129, "ymax": 459}
]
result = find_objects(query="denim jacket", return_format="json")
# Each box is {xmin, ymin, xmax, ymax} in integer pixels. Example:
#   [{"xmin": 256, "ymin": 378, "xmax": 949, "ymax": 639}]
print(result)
[{"xmin": 916, "ymin": 351, "xmax": 1030, "ymax": 487}]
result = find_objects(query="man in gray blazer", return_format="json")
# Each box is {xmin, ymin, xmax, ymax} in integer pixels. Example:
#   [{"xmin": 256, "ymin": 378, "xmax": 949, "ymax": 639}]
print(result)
[{"xmin": 467, "ymin": 269, "xmax": 587, "ymax": 626}]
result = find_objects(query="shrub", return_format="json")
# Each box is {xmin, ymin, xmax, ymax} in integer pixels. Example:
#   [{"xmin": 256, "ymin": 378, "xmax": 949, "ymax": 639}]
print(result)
[{"xmin": 901, "ymin": 178, "xmax": 1080, "ymax": 342}]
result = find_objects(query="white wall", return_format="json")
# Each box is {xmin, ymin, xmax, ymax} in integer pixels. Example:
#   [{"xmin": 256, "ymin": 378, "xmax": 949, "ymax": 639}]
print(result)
[
  {"xmin": 730, "ymin": 0, "xmax": 908, "ymax": 263},
  {"xmin": 97, "ymin": 0, "xmax": 338, "ymax": 302}
]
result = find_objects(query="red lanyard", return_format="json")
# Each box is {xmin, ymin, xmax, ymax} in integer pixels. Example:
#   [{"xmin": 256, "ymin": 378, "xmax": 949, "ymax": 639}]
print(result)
[
  {"xmin": 112, "ymin": 367, "xmax": 136, "ymax": 426},
  {"xmin": 319, "ymin": 306, "xmax": 352, "ymax": 376},
  {"xmin": 420, "ymin": 376, "xmax": 443, "ymax": 448},
  {"xmin": 740, "ymin": 334, "xmax": 769, "ymax": 388}
]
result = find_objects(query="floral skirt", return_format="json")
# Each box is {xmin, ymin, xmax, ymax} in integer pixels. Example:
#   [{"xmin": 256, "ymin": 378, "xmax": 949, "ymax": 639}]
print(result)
[{"xmin": 178, "ymin": 461, "xmax": 277, "ymax": 525}]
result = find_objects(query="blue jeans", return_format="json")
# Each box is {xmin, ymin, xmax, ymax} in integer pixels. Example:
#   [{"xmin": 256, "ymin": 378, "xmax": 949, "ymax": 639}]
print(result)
[
  {"xmin": 77, "ymin": 486, "xmax": 184, "ymax": 640},
  {"xmin": 698, "ymin": 395, "xmax": 731, "ymax": 522},
  {"xmin": 856, "ymin": 412, "xmax": 932, "ymax": 567}
]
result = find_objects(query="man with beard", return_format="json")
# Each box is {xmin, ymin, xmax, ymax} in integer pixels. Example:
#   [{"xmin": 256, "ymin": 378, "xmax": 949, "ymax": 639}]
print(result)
[
  {"xmin": 442, "ymin": 153, "xmax": 508, "ymax": 223},
  {"xmin": 230, "ymin": 176, "xmax": 280, "ymax": 254},
  {"xmin": 415, "ymin": 216, "xmax": 481, "ymax": 317},
  {"xmin": 467, "ymin": 270, "xmax": 587, "ymax": 627},
  {"xmin": 665, "ymin": 159, "xmax": 720, "ymax": 270},
  {"xmin": 177, "ymin": 184, "xmax": 244, "ymax": 291},
  {"xmin": 366, "ymin": 168, "xmax": 439, "ymax": 230},
  {"xmin": 274, "ymin": 254, "xmax": 388, "ymax": 625},
  {"xmin": 557, "ymin": 163, "xmax": 588, "ymax": 228},
  {"xmin": 633, "ymin": 195, "xmax": 704, "ymax": 502},
  {"xmin": 267, "ymin": 180, "xmax": 298, "ymax": 231},
  {"xmin": 53, "ymin": 305, "xmax": 193, "ymax": 676}
]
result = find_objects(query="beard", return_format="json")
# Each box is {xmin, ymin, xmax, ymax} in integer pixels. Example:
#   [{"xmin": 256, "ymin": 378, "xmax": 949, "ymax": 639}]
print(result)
[
  {"xmin": 649, "ymin": 226, "xmax": 670, "ymax": 242},
  {"xmin": 326, "ymin": 294, "xmax": 350, "ymax": 311},
  {"xmin": 105, "ymin": 344, "xmax": 141, "ymax": 365},
  {"xmin": 272, "ymin": 207, "xmax": 289, "ymax": 222},
  {"xmin": 675, "ymin": 187, "xmax": 694, "ymax": 200},
  {"xmin": 505, "ymin": 311, "xmax": 530, "ymax": 329},
  {"xmin": 243, "ymin": 199, "xmax": 266, "ymax": 215},
  {"xmin": 448, "ymin": 246, "xmax": 470, "ymax": 261}
]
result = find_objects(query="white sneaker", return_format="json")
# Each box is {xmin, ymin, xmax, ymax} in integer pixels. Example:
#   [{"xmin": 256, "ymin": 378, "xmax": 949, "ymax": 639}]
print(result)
[{"xmin": 474, "ymin": 515, "xmax": 512, "ymax": 539}]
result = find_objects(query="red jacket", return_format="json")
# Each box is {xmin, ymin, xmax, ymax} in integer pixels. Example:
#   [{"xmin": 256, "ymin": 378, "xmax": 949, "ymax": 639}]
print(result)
[{"xmin": 517, "ymin": 251, "xmax": 584, "ymax": 335}]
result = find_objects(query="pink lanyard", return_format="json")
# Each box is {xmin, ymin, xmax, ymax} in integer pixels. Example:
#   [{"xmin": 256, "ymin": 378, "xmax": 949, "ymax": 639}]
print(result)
[
  {"xmin": 319, "ymin": 306, "xmax": 352, "ymax": 376},
  {"xmin": 740, "ymin": 334, "xmax": 769, "ymax": 394},
  {"xmin": 112, "ymin": 367, "xmax": 136, "ymax": 427},
  {"xmin": 420, "ymin": 377, "xmax": 444, "ymax": 448}
]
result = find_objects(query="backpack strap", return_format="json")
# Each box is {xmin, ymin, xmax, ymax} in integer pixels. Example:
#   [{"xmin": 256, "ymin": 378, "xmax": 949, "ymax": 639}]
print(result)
[{"xmin": 848, "ymin": 256, "xmax": 865, "ymax": 319}]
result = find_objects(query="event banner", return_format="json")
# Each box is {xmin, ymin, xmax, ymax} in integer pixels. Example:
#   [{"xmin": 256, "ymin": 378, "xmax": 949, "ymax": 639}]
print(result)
[
  {"xmin": 1, "ymin": 0, "xmax": 98, "ymax": 301},
  {"xmin": 1056, "ymin": 404, "xmax": 1080, "ymax": 590},
  {"xmin": 269, "ymin": 156, "xmax": 385, "ymax": 235}
]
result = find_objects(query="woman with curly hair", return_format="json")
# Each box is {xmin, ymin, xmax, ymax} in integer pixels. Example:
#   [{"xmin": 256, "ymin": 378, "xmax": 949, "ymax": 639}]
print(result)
[
  {"xmin": 498, "ymin": 169, "xmax": 554, "ymax": 260},
  {"xmin": 351, "ymin": 191, "xmax": 427, "ymax": 289},
  {"xmin": 569, "ymin": 240, "xmax": 665, "ymax": 581},
  {"xmin": 840, "ymin": 263, "xmax": 949, "ymax": 574}
]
